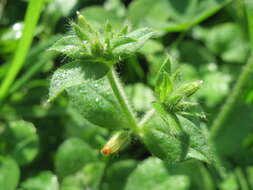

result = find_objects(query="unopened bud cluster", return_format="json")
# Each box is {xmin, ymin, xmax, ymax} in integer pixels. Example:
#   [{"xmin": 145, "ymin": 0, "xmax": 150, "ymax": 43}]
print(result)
[
  {"xmin": 50, "ymin": 12, "xmax": 154, "ymax": 68},
  {"xmin": 155, "ymin": 56, "xmax": 203, "ymax": 113}
]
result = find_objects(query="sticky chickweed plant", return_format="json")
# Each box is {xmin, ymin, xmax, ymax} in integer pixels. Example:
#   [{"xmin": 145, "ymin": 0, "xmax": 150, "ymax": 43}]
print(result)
[{"xmin": 48, "ymin": 13, "xmax": 213, "ymax": 164}]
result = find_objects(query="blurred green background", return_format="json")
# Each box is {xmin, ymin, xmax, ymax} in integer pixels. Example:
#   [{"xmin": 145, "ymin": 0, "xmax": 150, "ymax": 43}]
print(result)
[{"xmin": 0, "ymin": 0, "xmax": 253, "ymax": 189}]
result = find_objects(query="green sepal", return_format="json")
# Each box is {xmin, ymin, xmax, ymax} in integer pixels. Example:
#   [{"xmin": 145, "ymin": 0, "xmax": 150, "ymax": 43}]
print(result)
[
  {"xmin": 165, "ymin": 80, "xmax": 203, "ymax": 107},
  {"xmin": 155, "ymin": 72, "xmax": 173, "ymax": 103},
  {"xmin": 112, "ymin": 28, "xmax": 154, "ymax": 57},
  {"xmin": 111, "ymin": 36, "xmax": 137, "ymax": 49},
  {"xmin": 71, "ymin": 22, "xmax": 90, "ymax": 41},
  {"xmin": 155, "ymin": 55, "xmax": 173, "ymax": 102}
]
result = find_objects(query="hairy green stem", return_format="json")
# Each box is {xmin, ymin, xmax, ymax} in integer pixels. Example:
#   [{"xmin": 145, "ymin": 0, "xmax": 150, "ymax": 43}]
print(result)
[
  {"xmin": 211, "ymin": 55, "xmax": 253, "ymax": 138},
  {"xmin": 0, "ymin": 0, "xmax": 44, "ymax": 101},
  {"xmin": 107, "ymin": 69, "xmax": 139, "ymax": 132}
]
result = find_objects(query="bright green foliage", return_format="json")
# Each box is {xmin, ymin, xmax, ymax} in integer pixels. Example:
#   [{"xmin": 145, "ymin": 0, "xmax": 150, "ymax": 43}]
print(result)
[
  {"xmin": 194, "ymin": 23, "xmax": 249, "ymax": 63},
  {"xmin": 0, "ymin": 156, "xmax": 20, "ymax": 190},
  {"xmin": 49, "ymin": 61, "xmax": 131, "ymax": 129},
  {"xmin": 103, "ymin": 160, "xmax": 137, "ymax": 190},
  {"xmin": 141, "ymin": 106, "xmax": 212, "ymax": 164},
  {"xmin": 66, "ymin": 78, "xmax": 131, "ymax": 130},
  {"xmin": 4, "ymin": 120, "xmax": 39, "ymax": 166},
  {"xmin": 2, "ymin": 0, "xmax": 253, "ymax": 189},
  {"xmin": 20, "ymin": 171, "xmax": 59, "ymax": 190},
  {"xmin": 124, "ymin": 157, "xmax": 190, "ymax": 190},
  {"xmin": 55, "ymin": 138, "xmax": 98, "ymax": 179},
  {"xmin": 61, "ymin": 162, "xmax": 105, "ymax": 190},
  {"xmin": 141, "ymin": 112, "xmax": 189, "ymax": 164},
  {"xmin": 49, "ymin": 14, "xmax": 212, "ymax": 165},
  {"xmin": 48, "ymin": 61, "xmax": 108, "ymax": 102}
]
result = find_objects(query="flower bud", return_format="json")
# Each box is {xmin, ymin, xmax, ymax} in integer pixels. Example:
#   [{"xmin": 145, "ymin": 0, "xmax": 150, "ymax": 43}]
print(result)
[
  {"xmin": 101, "ymin": 131, "xmax": 130, "ymax": 156},
  {"xmin": 178, "ymin": 80, "xmax": 203, "ymax": 97},
  {"xmin": 165, "ymin": 80, "xmax": 203, "ymax": 107},
  {"xmin": 76, "ymin": 11, "xmax": 97, "ymax": 34}
]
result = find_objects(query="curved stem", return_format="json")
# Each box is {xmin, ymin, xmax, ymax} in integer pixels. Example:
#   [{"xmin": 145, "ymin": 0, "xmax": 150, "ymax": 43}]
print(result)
[
  {"xmin": 107, "ymin": 68, "xmax": 139, "ymax": 133},
  {"xmin": 211, "ymin": 55, "xmax": 253, "ymax": 138}
]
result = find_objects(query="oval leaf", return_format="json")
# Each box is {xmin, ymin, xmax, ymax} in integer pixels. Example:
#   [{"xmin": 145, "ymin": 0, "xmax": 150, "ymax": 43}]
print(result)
[
  {"xmin": 124, "ymin": 157, "xmax": 189, "ymax": 190},
  {"xmin": 0, "ymin": 156, "xmax": 20, "ymax": 190},
  {"xmin": 21, "ymin": 171, "xmax": 59, "ymax": 190},
  {"xmin": 49, "ymin": 61, "xmax": 109, "ymax": 102},
  {"xmin": 6, "ymin": 120, "xmax": 39, "ymax": 166},
  {"xmin": 141, "ymin": 112, "xmax": 189, "ymax": 164},
  {"xmin": 55, "ymin": 137, "xmax": 98, "ymax": 179}
]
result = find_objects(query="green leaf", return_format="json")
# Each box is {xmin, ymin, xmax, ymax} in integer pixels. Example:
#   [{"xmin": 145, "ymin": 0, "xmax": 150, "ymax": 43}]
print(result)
[
  {"xmin": 141, "ymin": 109, "xmax": 189, "ymax": 164},
  {"xmin": 66, "ymin": 78, "xmax": 132, "ymax": 130},
  {"xmin": 212, "ymin": 103, "xmax": 253, "ymax": 165},
  {"xmin": 139, "ymin": 40, "xmax": 163, "ymax": 55},
  {"xmin": 21, "ymin": 171, "xmax": 59, "ymax": 190},
  {"xmin": 197, "ymin": 71, "xmax": 231, "ymax": 107},
  {"xmin": 198, "ymin": 23, "xmax": 249, "ymax": 63},
  {"xmin": 163, "ymin": 0, "xmax": 230, "ymax": 31},
  {"xmin": 112, "ymin": 28, "xmax": 154, "ymax": 57},
  {"xmin": 49, "ymin": 61, "xmax": 109, "ymax": 102},
  {"xmin": 142, "ymin": 104, "xmax": 213, "ymax": 164},
  {"xmin": 155, "ymin": 72, "xmax": 173, "ymax": 102},
  {"xmin": 124, "ymin": 157, "xmax": 190, "ymax": 190},
  {"xmin": 65, "ymin": 108, "xmax": 108, "ymax": 149},
  {"xmin": 49, "ymin": 0, "xmax": 77, "ymax": 16},
  {"xmin": 49, "ymin": 61, "xmax": 131, "ymax": 130},
  {"xmin": 5, "ymin": 120, "xmax": 39, "ymax": 166},
  {"xmin": 177, "ymin": 40, "xmax": 215, "ymax": 65},
  {"xmin": 111, "ymin": 36, "xmax": 137, "ymax": 48},
  {"xmin": 219, "ymin": 172, "xmax": 238, "ymax": 190},
  {"xmin": 166, "ymin": 160, "xmax": 215, "ymax": 189},
  {"xmin": 55, "ymin": 137, "xmax": 98, "ymax": 179},
  {"xmin": 0, "ymin": 156, "xmax": 20, "ymax": 190},
  {"xmin": 178, "ymin": 116, "xmax": 213, "ymax": 163},
  {"xmin": 61, "ymin": 162, "xmax": 105, "ymax": 190},
  {"xmin": 48, "ymin": 35, "xmax": 83, "ymax": 59},
  {"xmin": 128, "ymin": 0, "xmax": 170, "ymax": 29},
  {"xmin": 81, "ymin": 6, "xmax": 125, "ymax": 29},
  {"xmin": 155, "ymin": 55, "xmax": 174, "ymax": 102},
  {"xmin": 103, "ymin": 160, "xmax": 138, "ymax": 190}
]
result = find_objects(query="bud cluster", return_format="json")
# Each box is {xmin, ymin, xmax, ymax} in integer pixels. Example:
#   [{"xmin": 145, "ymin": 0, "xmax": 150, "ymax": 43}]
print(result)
[
  {"xmin": 49, "ymin": 12, "xmax": 154, "ymax": 67},
  {"xmin": 154, "ymin": 56, "xmax": 204, "ymax": 117}
]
